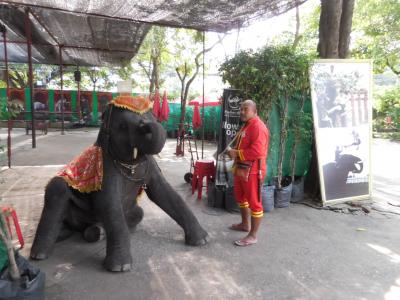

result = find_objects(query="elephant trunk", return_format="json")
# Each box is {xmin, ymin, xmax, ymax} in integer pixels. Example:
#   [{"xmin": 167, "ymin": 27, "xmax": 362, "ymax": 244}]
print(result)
[{"xmin": 137, "ymin": 121, "xmax": 166, "ymax": 155}]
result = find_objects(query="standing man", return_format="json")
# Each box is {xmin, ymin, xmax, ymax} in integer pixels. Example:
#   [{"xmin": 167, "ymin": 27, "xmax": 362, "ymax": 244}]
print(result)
[{"xmin": 228, "ymin": 100, "xmax": 270, "ymax": 246}]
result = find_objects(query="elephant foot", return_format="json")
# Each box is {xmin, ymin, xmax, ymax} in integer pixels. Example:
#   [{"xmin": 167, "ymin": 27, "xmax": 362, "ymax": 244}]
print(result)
[
  {"xmin": 185, "ymin": 228, "xmax": 209, "ymax": 246},
  {"xmin": 103, "ymin": 251, "xmax": 132, "ymax": 272},
  {"xmin": 30, "ymin": 251, "xmax": 48, "ymax": 261},
  {"xmin": 83, "ymin": 224, "xmax": 106, "ymax": 243},
  {"xmin": 30, "ymin": 242, "xmax": 52, "ymax": 260}
]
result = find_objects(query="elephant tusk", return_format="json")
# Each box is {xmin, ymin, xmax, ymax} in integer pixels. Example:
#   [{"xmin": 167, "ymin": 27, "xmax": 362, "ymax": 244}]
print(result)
[{"xmin": 133, "ymin": 148, "xmax": 138, "ymax": 160}]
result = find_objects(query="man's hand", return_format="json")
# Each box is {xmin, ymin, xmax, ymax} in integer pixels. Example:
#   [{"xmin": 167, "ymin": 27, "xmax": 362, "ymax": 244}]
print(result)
[{"xmin": 228, "ymin": 149, "xmax": 239, "ymax": 159}]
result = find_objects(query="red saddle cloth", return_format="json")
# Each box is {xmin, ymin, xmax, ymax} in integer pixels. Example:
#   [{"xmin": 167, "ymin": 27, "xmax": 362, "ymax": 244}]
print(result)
[{"xmin": 57, "ymin": 145, "xmax": 103, "ymax": 193}]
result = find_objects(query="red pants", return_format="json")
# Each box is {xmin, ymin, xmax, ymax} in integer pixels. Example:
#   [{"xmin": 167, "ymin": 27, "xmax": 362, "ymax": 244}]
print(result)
[{"xmin": 234, "ymin": 174, "xmax": 264, "ymax": 218}]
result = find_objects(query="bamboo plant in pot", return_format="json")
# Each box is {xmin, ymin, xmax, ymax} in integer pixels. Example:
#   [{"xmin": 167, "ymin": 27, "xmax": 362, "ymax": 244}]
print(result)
[
  {"xmin": 219, "ymin": 45, "xmax": 312, "ymax": 207},
  {"xmin": 289, "ymin": 110, "xmax": 313, "ymax": 203},
  {"xmin": 288, "ymin": 70, "xmax": 312, "ymax": 203}
]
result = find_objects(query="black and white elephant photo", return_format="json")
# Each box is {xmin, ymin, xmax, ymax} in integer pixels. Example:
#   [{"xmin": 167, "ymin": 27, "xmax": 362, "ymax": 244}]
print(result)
[
  {"xmin": 30, "ymin": 99, "xmax": 208, "ymax": 272},
  {"xmin": 323, "ymin": 152, "xmax": 368, "ymax": 201}
]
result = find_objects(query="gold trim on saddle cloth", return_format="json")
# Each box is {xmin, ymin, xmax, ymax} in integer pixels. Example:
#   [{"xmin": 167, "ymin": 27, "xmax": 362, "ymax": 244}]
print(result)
[
  {"xmin": 57, "ymin": 145, "xmax": 103, "ymax": 193},
  {"xmin": 111, "ymin": 94, "xmax": 152, "ymax": 115}
]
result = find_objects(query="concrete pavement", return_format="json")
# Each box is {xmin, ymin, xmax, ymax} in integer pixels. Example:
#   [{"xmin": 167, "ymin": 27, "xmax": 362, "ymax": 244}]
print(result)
[{"xmin": 0, "ymin": 129, "xmax": 399, "ymax": 300}]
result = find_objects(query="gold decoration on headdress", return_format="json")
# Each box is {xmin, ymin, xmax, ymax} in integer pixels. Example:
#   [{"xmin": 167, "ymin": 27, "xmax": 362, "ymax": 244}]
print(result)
[{"xmin": 111, "ymin": 94, "xmax": 153, "ymax": 114}]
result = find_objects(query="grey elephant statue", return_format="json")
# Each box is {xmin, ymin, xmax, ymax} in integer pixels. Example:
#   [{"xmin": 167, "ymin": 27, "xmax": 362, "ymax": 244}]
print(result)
[{"xmin": 30, "ymin": 95, "xmax": 208, "ymax": 272}]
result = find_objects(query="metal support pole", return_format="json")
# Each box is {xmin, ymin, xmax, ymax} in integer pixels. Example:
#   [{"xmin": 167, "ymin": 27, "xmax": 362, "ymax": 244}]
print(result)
[
  {"xmin": 2, "ymin": 28, "xmax": 11, "ymax": 168},
  {"xmin": 59, "ymin": 45, "xmax": 65, "ymax": 135},
  {"xmin": 201, "ymin": 31, "xmax": 205, "ymax": 159},
  {"xmin": 76, "ymin": 67, "xmax": 81, "ymax": 120},
  {"xmin": 25, "ymin": 8, "xmax": 36, "ymax": 148},
  {"xmin": 77, "ymin": 80, "xmax": 81, "ymax": 120}
]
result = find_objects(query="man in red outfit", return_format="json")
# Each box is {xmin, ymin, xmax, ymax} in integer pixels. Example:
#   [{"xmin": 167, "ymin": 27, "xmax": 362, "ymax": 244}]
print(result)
[{"xmin": 228, "ymin": 100, "xmax": 270, "ymax": 246}]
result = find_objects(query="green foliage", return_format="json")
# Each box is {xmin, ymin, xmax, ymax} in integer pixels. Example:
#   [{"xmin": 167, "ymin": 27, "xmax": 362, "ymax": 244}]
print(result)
[
  {"xmin": 374, "ymin": 87, "xmax": 400, "ymax": 131},
  {"xmin": 352, "ymin": 0, "xmax": 400, "ymax": 75},
  {"xmin": 0, "ymin": 101, "xmax": 23, "ymax": 120},
  {"xmin": 271, "ymin": 4, "xmax": 320, "ymax": 55},
  {"xmin": 219, "ymin": 45, "xmax": 311, "ymax": 120},
  {"xmin": 289, "ymin": 110, "xmax": 313, "ymax": 144},
  {"xmin": 375, "ymin": 87, "xmax": 400, "ymax": 114},
  {"xmin": 219, "ymin": 45, "xmax": 312, "ymax": 185}
]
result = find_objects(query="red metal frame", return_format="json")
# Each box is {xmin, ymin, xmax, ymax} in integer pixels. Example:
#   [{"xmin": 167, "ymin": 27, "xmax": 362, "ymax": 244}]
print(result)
[{"xmin": 2, "ymin": 207, "xmax": 25, "ymax": 249}]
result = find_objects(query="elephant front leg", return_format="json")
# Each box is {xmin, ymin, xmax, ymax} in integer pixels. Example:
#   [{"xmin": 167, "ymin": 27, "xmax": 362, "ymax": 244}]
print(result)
[
  {"xmin": 146, "ymin": 162, "xmax": 208, "ymax": 246},
  {"xmin": 31, "ymin": 177, "xmax": 72, "ymax": 260},
  {"xmin": 93, "ymin": 191, "xmax": 132, "ymax": 272}
]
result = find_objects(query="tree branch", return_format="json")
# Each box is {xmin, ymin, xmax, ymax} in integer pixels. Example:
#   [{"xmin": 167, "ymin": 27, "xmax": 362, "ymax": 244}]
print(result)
[
  {"xmin": 386, "ymin": 57, "xmax": 400, "ymax": 75},
  {"xmin": 293, "ymin": 3, "xmax": 302, "ymax": 49}
]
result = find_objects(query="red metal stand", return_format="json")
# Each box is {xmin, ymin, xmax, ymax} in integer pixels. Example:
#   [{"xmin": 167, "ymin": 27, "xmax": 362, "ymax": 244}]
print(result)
[{"xmin": 1, "ymin": 207, "xmax": 25, "ymax": 249}]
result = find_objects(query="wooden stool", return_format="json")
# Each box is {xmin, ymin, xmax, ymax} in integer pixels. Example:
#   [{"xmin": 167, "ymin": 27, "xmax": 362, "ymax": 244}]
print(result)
[
  {"xmin": 191, "ymin": 159, "xmax": 215, "ymax": 200},
  {"xmin": 1, "ymin": 207, "xmax": 24, "ymax": 249}
]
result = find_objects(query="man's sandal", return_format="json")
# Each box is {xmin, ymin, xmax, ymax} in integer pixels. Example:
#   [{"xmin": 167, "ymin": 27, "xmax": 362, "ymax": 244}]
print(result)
[{"xmin": 234, "ymin": 237, "xmax": 258, "ymax": 247}]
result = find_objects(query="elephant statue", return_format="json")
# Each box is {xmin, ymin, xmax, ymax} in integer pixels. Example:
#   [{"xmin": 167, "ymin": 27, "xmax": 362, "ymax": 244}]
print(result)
[{"xmin": 30, "ymin": 95, "xmax": 208, "ymax": 272}]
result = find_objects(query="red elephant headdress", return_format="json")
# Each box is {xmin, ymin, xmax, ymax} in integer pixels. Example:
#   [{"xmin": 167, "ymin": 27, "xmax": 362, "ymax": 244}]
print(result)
[{"xmin": 110, "ymin": 94, "xmax": 152, "ymax": 114}]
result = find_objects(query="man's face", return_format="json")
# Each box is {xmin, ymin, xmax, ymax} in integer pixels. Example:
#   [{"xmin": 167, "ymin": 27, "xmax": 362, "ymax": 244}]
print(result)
[{"xmin": 240, "ymin": 104, "xmax": 256, "ymax": 122}]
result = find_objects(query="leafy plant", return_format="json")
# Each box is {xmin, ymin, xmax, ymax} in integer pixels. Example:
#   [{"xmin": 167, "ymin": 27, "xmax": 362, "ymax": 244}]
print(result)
[
  {"xmin": 219, "ymin": 45, "xmax": 311, "ymax": 188},
  {"xmin": 352, "ymin": 0, "xmax": 400, "ymax": 76},
  {"xmin": 289, "ymin": 109, "xmax": 313, "ymax": 181},
  {"xmin": 0, "ymin": 101, "xmax": 23, "ymax": 120},
  {"xmin": 374, "ymin": 87, "xmax": 400, "ymax": 131}
]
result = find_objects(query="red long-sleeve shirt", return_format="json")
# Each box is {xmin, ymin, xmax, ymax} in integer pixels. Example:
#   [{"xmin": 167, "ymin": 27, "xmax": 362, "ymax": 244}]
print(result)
[{"xmin": 236, "ymin": 116, "xmax": 270, "ymax": 175}]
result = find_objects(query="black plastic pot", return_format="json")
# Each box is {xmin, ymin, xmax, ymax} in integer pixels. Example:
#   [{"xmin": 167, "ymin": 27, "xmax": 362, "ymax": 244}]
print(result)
[
  {"xmin": 291, "ymin": 176, "xmax": 304, "ymax": 203},
  {"xmin": 0, "ymin": 253, "xmax": 45, "ymax": 300},
  {"xmin": 275, "ymin": 177, "xmax": 292, "ymax": 208},
  {"xmin": 224, "ymin": 186, "xmax": 239, "ymax": 213},
  {"xmin": 262, "ymin": 184, "xmax": 275, "ymax": 212}
]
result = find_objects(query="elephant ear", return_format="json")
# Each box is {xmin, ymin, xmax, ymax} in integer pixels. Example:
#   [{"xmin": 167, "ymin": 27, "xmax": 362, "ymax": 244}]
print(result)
[{"xmin": 96, "ymin": 105, "xmax": 112, "ymax": 150}]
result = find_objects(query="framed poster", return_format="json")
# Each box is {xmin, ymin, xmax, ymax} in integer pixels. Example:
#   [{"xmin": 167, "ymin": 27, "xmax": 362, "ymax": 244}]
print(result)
[{"xmin": 309, "ymin": 60, "xmax": 372, "ymax": 205}]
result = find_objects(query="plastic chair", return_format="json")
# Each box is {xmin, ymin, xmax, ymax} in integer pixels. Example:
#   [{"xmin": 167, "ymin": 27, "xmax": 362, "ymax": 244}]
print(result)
[{"xmin": 191, "ymin": 159, "xmax": 215, "ymax": 200}]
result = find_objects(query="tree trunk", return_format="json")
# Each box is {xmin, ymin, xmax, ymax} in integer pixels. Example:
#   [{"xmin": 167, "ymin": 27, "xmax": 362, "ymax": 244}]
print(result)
[
  {"xmin": 293, "ymin": 4, "xmax": 301, "ymax": 49},
  {"xmin": 318, "ymin": 0, "xmax": 343, "ymax": 58},
  {"xmin": 308, "ymin": 0, "xmax": 355, "ymax": 200},
  {"xmin": 339, "ymin": 0, "xmax": 355, "ymax": 58},
  {"xmin": 318, "ymin": 0, "xmax": 355, "ymax": 58}
]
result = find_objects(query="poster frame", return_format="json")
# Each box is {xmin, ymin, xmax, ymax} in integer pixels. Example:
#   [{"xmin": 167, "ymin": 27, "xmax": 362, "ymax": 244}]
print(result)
[{"xmin": 309, "ymin": 59, "xmax": 373, "ymax": 206}]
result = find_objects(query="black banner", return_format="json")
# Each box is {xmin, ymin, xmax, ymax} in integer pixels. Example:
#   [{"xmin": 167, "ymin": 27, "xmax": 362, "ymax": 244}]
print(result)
[{"xmin": 215, "ymin": 89, "xmax": 243, "ymax": 187}]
